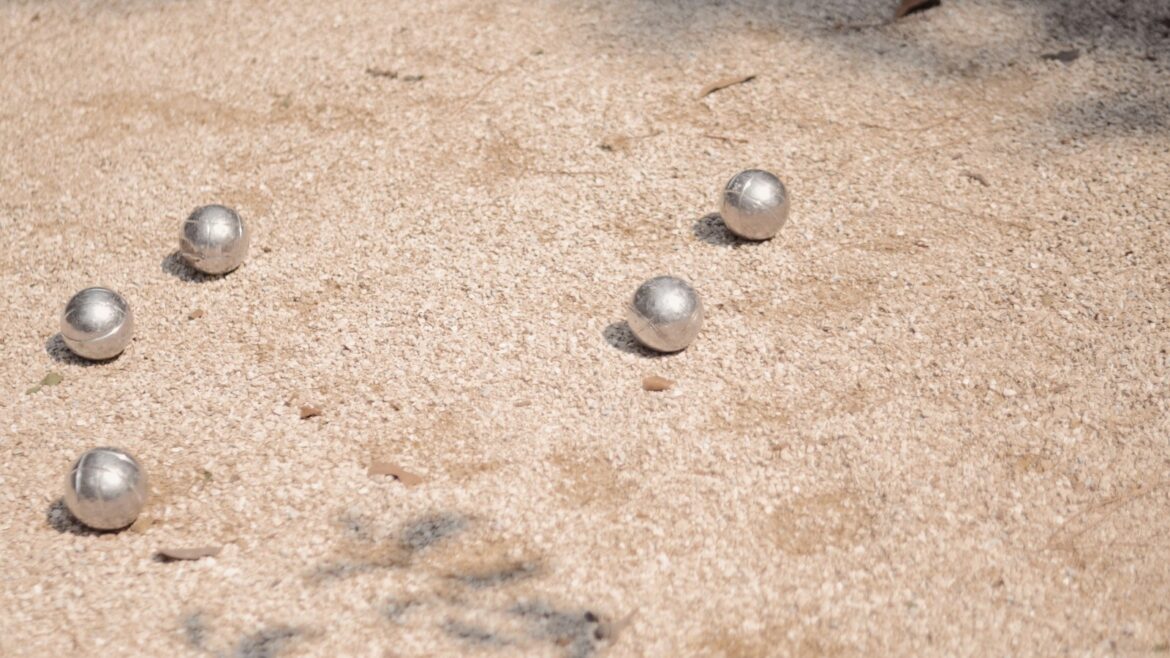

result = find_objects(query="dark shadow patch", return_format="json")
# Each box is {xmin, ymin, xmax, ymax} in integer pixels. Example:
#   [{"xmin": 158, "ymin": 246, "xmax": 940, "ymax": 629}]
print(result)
[
  {"xmin": 337, "ymin": 513, "xmax": 374, "ymax": 542},
  {"xmin": 1054, "ymin": 90, "xmax": 1170, "ymax": 134},
  {"xmin": 1039, "ymin": 0, "xmax": 1169, "ymax": 53},
  {"xmin": 308, "ymin": 558, "xmax": 400, "ymax": 582},
  {"xmin": 399, "ymin": 513, "xmax": 469, "ymax": 553},
  {"xmin": 161, "ymin": 251, "xmax": 219, "ymax": 283},
  {"xmin": 692, "ymin": 213, "xmax": 754, "ymax": 248},
  {"xmin": 571, "ymin": 0, "xmax": 1169, "ymax": 61},
  {"xmin": 383, "ymin": 598, "xmax": 421, "ymax": 623},
  {"xmin": 449, "ymin": 561, "xmax": 541, "ymax": 589},
  {"xmin": 46, "ymin": 498, "xmax": 111, "ymax": 536},
  {"xmin": 232, "ymin": 626, "xmax": 298, "ymax": 658},
  {"xmin": 308, "ymin": 514, "xmax": 428, "ymax": 583},
  {"xmin": 512, "ymin": 601, "xmax": 608, "ymax": 658},
  {"xmin": 602, "ymin": 321, "xmax": 669, "ymax": 358},
  {"xmin": 44, "ymin": 333, "xmax": 115, "ymax": 366},
  {"xmin": 183, "ymin": 612, "xmax": 209, "ymax": 650},
  {"xmin": 555, "ymin": 0, "xmax": 1170, "ymax": 137},
  {"xmin": 443, "ymin": 619, "xmax": 511, "ymax": 647}
]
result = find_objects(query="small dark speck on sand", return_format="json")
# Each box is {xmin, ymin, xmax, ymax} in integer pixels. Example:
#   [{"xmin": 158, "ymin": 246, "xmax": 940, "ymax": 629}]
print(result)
[{"xmin": 337, "ymin": 513, "xmax": 371, "ymax": 540}]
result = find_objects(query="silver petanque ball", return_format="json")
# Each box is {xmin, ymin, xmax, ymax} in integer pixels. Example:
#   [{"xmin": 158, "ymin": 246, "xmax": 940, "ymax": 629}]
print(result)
[
  {"xmin": 720, "ymin": 169, "xmax": 790, "ymax": 240},
  {"xmin": 626, "ymin": 275, "xmax": 703, "ymax": 353},
  {"xmin": 179, "ymin": 204, "xmax": 250, "ymax": 274},
  {"xmin": 60, "ymin": 287, "xmax": 134, "ymax": 360},
  {"xmin": 64, "ymin": 447, "xmax": 149, "ymax": 531}
]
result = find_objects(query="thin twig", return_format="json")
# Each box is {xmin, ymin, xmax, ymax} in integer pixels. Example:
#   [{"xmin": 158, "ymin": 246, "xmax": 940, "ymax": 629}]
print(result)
[
  {"xmin": 702, "ymin": 133, "xmax": 749, "ymax": 144},
  {"xmin": 697, "ymin": 74, "xmax": 757, "ymax": 99},
  {"xmin": 458, "ymin": 56, "xmax": 528, "ymax": 111}
]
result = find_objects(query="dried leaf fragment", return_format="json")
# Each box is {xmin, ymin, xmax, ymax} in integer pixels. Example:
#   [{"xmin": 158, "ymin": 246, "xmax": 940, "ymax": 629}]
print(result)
[
  {"xmin": 895, "ymin": 0, "xmax": 941, "ymax": 19},
  {"xmin": 1041, "ymin": 49, "xmax": 1080, "ymax": 63},
  {"xmin": 157, "ymin": 546, "xmax": 222, "ymax": 561},
  {"xmin": 26, "ymin": 371, "xmax": 63, "ymax": 394},
  {"xmin": 299, "ymin": 405, "xmax": 322, "ymax": 419},
  {"xmin": 600, "ymin": 135, "xmax": 630, "ymax": 152},
  {"xmin": 597, "ymin": 608, "xmax": 639, "ymax": 642},
  {"xmin": 642, "ymin": 375, "xmax": 674, "ymax": 392},
  {"xmin": 369, "ymin": 461, "xmax": 424, "ymax": 487},
  {"xmin": 697, "ymin": 74, "xmax": 756, "ymax": 99},
  {"xmin": 600, "ymin": 131, "xmax": 660, "ymax": 152},
  {"xmin": 961, "ymin": 171, "xmax": 990, "ymax": 187}
]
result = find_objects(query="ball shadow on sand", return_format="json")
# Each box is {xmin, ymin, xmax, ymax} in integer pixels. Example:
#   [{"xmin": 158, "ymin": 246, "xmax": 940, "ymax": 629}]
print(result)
[
  {"xmin": 692, "ymin": 212, "xmax": 757, "ymax": 248},
  {"xmin": 46, "ymin": 498, "xmax": 116, "ymax": 537},
  {"xmin": 44, "ymin": 333, "xmax": 115, "ymax": 367},
  {"xmin": 161, "ymin": 251, "xmax": 220, "ymax": 283},
  {"xmin": 602, "ymin": 321, "xmax": 673, "ymax": 358}
]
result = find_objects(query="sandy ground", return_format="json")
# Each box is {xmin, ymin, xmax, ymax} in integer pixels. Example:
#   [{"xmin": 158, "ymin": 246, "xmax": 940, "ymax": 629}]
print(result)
[{"xmin": 2, "ymin": 0, "xmax": 1169, "ymax": 656}]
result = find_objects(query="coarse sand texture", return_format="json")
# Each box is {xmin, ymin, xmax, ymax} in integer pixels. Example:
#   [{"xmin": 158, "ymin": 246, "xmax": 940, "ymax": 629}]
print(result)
[{"xmin": 2, "ymin": 0, "xmax": 1169, "ymax": 656}]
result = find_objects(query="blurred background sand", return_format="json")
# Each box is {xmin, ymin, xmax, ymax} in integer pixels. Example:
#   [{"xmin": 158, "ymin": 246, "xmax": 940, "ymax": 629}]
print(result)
[{"xmin": 1, "ymin": 0, "xmax": 1168, "ymax": 655}]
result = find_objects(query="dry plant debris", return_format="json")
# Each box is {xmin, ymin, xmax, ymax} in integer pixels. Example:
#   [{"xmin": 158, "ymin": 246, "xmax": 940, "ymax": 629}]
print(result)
[
  {"xmin": 1042, "ymin": 49, "xmax": 1081, "ymax": 63},
  {"xmin": 895, "ymin": 0, "xmax": 941, "ymax": 19},
  {"xmin": 600, "ymin": 135, "xmax": 631, "ymax": 152},
  {"xmin": 961, "ymin": 171, "xmax": 990, "ymax": 187},
  {"xmin": 642, "ymin": 376, "xmax": 675, "ymax": 392},
  {"xmin": 26, "ymin": 372, "xmax": 63, "ymax": 395},
  {"xmin": 156, "ymin": 546, "xmax": 222, "ymax": 562},
  {"xmin": 368, "ymin": 461, "xmax": 424, "ymax": 487},
  {"xmin": 697, "ymin": 74, "xmax": 757, "ymax": 99}
]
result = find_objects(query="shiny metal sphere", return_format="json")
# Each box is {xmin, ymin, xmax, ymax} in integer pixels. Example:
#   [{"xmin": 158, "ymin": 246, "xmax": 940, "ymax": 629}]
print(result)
[
  {"xmin": 179, "ymin": 204, "xmax": 250, "ymax": 274},
  {"xmin": 64, "ymin": 447, "xmax": 148, "ymax": 531},
  {"xmin": 720, "ymin": 169, "xmax": 789, "ymax": 240},
  {"xmin": 60, "ymin": 287, "xmax": 134, "ymax": 360},
  {"xmin": 626, "ymin": 276, "xmax": 703, "ymax": 353}
]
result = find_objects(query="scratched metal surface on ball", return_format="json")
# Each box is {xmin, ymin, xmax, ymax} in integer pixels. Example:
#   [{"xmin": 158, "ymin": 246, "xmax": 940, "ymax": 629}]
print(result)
[
  {"xmin": 64, "ymin": 447, "xmax": 148, "ymax": 531},
  {"xmin": 721, "ymin": 169, "xmax": 790, "ymax": 240},
  {"xmin": 60, "ymin": 287, "xmax": 134, "ymax": 360},
  {"xmin": 180, "ymin": 204, "xmax": 250, "ymax": 274},
  {"xmin": 626, "ymin": 276, "xmax": 703, "ymax": 353}
]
